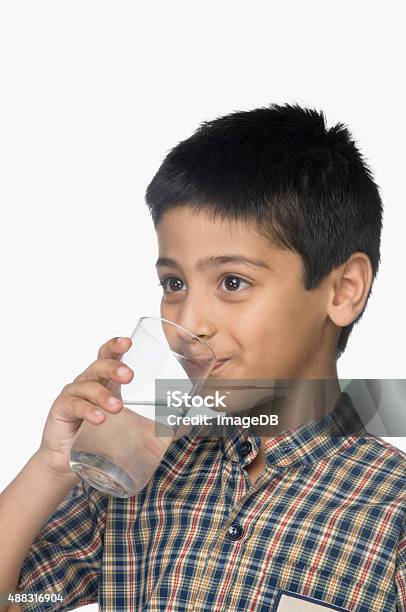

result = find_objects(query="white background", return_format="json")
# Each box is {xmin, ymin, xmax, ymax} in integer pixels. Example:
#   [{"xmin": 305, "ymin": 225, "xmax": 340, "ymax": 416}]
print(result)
[{"xmin": 0, "ymin": 2, "xmax": 405, "ymax": 610}]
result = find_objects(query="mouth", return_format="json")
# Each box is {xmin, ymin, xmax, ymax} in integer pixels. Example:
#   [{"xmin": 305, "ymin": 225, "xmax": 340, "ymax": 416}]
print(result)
[
  {"xmin": 185, "ymin": 357, "xmax": 219, "ymax": 376},
  {"xmin": 185, "ymin": 357, "xmax": 230, "ymax": 379},
  {"xmin": 212, "ymin": 359, "xmax": 229, "ymax": 372}
]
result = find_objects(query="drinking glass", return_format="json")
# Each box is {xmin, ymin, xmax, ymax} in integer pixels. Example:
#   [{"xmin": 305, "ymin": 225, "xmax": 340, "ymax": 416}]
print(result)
[{"xmin": 69, "ymin": 316, "xmax": 217, "ymax": 497}]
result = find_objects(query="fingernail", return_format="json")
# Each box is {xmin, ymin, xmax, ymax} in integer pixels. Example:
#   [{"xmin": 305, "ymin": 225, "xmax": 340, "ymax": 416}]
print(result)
[
  {"xmin": 108, "ymin": 396, "xmax": 122, "ymax": 407},
  {"xmin": 118, "ymin": 366, "xmax": 130, "ymax": 377},
  {"xmin": 117, "ymin": 337, "xmax": 127, "ymax": 344}
]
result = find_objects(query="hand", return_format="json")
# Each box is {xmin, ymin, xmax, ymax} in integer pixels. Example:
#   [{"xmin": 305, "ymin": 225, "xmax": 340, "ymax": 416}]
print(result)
[{"xmin": 37, "ymin": 337, "xmax": 134, "ymax": 481}]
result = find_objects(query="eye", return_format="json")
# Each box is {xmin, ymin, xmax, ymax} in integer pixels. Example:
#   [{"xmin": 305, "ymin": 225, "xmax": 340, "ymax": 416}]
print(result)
[
  {"xmin": 221, "ymin": 275, "xmax": 251, "ymax": 292},
  {"xmin": 158, "ymin": 276, "xmax": 185, "ymax": 293},
  {"xmin": 158, "ymin": 275, "xmax": 251, "ymax": 294}
]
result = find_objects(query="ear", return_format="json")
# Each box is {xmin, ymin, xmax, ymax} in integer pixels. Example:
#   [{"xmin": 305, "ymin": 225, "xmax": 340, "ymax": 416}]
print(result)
[{"xmin": 327, "ymin": 252, "xmax": 374, "ymax": 327}]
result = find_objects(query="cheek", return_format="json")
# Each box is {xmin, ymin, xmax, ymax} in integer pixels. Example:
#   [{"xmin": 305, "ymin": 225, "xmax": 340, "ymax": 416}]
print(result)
[
  {"xmin": 237, "ymin": 292, "xmax": 324, "ymax": 373},
  {"xmin": 160, "ymin": 300, "xmax": 176, "ymax": 320},
  {"xmin": 160, "ymin": 301, "xmax": 168, "ymax": 318},
  {"xmin": 237, "ymin": 291, "xmax": 303, "ymax": 341}
]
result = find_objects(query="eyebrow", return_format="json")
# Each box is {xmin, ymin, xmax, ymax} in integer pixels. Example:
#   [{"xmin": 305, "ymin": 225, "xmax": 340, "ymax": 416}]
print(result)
[{"xmin": 155, "ymin": 254, "xmax": 272, "ymax": 272}]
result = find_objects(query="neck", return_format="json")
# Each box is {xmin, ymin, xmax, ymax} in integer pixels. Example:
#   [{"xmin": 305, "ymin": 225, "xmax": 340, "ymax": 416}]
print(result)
[{"xmin": 245, "ymin": 356, "xmax": 341, "ymax": 440}]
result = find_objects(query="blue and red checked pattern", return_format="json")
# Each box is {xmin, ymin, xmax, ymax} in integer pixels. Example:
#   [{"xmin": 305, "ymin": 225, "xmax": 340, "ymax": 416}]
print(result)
[{"xmin": 18, "ymin": 392, "xmax": 406, "ymax": 611}]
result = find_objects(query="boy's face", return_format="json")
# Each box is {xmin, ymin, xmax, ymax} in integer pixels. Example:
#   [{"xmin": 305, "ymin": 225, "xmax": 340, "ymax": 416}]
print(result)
[{"xmin": 155, "ymin": 206, "xmax": 338, "ymax": 380}]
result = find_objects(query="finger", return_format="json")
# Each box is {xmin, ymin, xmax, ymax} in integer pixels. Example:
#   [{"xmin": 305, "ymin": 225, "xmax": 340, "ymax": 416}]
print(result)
[
  {"xmin": 73, "ymin": 357, "xmax": 134, "ymax": 386},
  {"xmin": 97, "ymin": 336, "xmax": 132, "ymax": 361},
  {"xmin": 68, "ymin": 397, "xmax": 110, "ymax": 425},
  {"xmin": 63, "ymin": 379, "xmax": 128, "ymax": 414}
]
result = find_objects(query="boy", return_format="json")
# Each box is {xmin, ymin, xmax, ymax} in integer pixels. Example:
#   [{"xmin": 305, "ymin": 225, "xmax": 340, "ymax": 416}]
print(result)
[{"xmin": 1, "ymin": 103, "xmax": 405, "ymax": 611}]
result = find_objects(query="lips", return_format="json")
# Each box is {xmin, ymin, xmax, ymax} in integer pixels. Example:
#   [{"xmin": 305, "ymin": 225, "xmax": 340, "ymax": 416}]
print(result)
[{"xmin": 212, "ymin": 359, "xmax": 229, "ymax": 371}]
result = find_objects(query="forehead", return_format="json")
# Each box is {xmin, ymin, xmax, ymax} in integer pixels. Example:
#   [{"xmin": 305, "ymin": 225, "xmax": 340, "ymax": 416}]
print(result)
[
  {"xmin": 155, "ymin": 206, "xmax": 304, "ymax": 277},
  {"xmin": 156, "ymin": 206, "xmax": 275, "ymax": 255}
]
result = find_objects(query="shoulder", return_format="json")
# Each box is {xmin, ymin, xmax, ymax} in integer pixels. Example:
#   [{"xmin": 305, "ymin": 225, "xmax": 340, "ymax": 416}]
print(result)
[
  {"xmin": 344, "ymin": 435, "xmax": 406, "ymax": 501},
  {"xmin": 368, "ymin": 435, "xmax": 406, "ymax": 459},
  {"xmin": 360, "ymin": 434, "xmax": 406, "ymax": 470}
]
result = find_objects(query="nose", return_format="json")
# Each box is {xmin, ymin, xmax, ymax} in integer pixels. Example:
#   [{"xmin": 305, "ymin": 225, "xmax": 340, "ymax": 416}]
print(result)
[
  {"xmin": 172, "ymin": 321, "xmax": 215, "ymax": 358},
  {"xmin": 171, "ymin": 324, "xmax": 217, "ymax": 380},
  {"xmin": 164, "ymin": 301, "xmax": 217, "ymax": 360},
  {"xmin": 176, "ymin": 312, "xmax": 215, "ymax": 347}
]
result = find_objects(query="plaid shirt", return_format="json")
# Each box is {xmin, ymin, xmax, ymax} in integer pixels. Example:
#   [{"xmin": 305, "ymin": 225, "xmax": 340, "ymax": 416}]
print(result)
[{"xmin": 18, "ymin": 392, "xmax": 406, "ymax": 611}]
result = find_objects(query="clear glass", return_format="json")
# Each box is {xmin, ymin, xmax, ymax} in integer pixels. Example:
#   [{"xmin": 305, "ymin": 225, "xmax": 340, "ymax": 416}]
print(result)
[{"xmin": 69, "ymin": 317, "xmax": 217, "ymax": 498}]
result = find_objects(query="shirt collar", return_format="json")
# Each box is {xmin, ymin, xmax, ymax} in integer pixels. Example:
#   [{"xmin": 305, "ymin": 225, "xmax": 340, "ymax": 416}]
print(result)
[{"xmin": 192, "ymin": 391, "xmax": 368, "ymax": 469}]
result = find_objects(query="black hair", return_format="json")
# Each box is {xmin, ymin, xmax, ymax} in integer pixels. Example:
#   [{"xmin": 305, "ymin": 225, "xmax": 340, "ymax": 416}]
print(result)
[{"xmin": 145, "ymin": 103, "xmax": 383, "ymax": 358}]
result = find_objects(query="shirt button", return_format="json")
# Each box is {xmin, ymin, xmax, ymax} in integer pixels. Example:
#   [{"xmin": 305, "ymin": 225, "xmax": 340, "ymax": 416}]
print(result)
[
  {"xmin": 227, "ymin": 523, "xmax": 244, "ymax": 540},
  {"xmin": 239, "ymin": 440, "xmax": 252, "ymax": 457}
]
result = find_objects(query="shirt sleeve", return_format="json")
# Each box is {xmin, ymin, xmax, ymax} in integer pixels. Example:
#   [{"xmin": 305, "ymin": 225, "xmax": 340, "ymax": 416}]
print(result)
[
  {"xmin": 16, "ymin": 479, "xmax": 109, "ymax": 612},
  {"xmin": 396, "ymin": 514, "xmax": 406, "ymax": 611}
]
